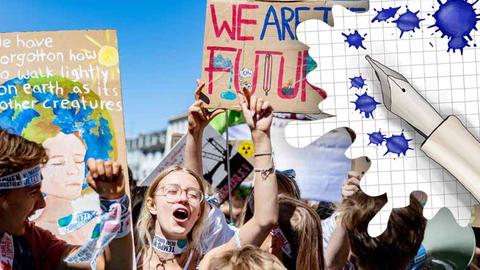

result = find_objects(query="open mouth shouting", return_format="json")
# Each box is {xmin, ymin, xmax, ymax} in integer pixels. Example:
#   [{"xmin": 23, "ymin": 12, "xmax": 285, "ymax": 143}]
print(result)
[{"xmin": 172, "ymin": 207, "xmax": 190, "ymax": 224}]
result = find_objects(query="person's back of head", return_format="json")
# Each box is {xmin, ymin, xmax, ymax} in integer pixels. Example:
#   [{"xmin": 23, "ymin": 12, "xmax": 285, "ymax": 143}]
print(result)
[
  {"xmin": 239, "ymin": 170, "xmax": 301, "ymax": 226},
  {"xmin": 208, "ymin": 245, "xmax": 287, "ymax": 270},
  {"xmin": 0, "ymin": 129, "xmax": 47, "ymax": 179},
  {"xmin": 277, "ymin": 194, "xmax": 325, "ymax": 270},
  {"xmin": 340, "ymin": 191, "xmax": 427, "ymax": 270}
]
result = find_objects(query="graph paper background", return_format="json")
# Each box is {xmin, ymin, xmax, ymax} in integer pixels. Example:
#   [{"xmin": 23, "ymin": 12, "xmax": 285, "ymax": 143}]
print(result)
[{"xmin": 286, "ymin": 0, "xmax": 480, "ymax": 234}]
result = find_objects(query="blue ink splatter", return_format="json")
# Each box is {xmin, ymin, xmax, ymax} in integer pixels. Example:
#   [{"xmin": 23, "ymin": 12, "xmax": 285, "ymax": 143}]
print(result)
[
  {"xmin": 342, "ymin": 30, "xmax": 367, "ymax": 50},
  {"xmin": 368, "ymin": 129, "xmax": 386, "ymax": 146},
  {"xmin": 429, "ymin": 0, "xmax": 480, "ymax": 53},
  {"xmin": 351, "ymin": 92, "xmax": 381, "ymax": 118},
  {"xmin": 384, "ymin": 131, "xmax": 413, "ymax": 157},
  {"xmin": 213, "ymin": 55, "xmax": 233, "ymax": 69},
  {"xmin": 349, "ymin": 75, "xmax": 367, "ymax": 89},
  {"xmin": 372, "ymin": 7, "xmax": 401, "ymax": 23},
  {"xmin": 429, "ymin": 41, "xmax": 434, "ymax": 47},
  {"xmin": 393, "ymin": 9, "xmax": 424, "ymax": 38},
  {"xmin": 220, "ymin": 91, "xmax": 237, "ymax": 100}
]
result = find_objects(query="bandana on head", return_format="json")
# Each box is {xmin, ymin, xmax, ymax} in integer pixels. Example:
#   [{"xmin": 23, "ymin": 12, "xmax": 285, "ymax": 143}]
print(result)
[{"xmin": 0, "ymin": 166, "xmax": 42, "ymax": 190}]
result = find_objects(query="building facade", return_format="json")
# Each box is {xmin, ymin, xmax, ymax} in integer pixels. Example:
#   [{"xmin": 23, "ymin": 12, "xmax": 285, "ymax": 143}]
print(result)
[{"xmin": 127, "ymin": 112, "xmax": 188, "ymax": 183}]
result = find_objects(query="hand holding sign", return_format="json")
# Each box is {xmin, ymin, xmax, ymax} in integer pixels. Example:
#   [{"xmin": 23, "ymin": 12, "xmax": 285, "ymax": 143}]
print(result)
[
  {"xmin": 342, "ymin": 171, "xmax": 361, "ymax": 199},
  {"xmin": 188, "ymin": 81, "xmax": 225, "ymax": 138},
  {"xmin": 86, "ymin": 158, "xmax": 125, "ymax": 200},
  {"xmin": 238, "ymin": 87, "xmax": 273, "ymax": 137}
]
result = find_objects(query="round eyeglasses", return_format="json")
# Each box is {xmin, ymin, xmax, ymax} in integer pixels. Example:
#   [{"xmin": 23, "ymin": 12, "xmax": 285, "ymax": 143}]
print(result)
[{"xmin": 155, "ymin": 183, "xmax": 204, "ymax": 205}]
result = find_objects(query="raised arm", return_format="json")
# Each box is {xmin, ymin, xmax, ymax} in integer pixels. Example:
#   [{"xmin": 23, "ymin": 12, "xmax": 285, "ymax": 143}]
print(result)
[
  {"xmin": 184, "ymin": 82, "xmax": 224, "ymax": 175},
  {"xmin": 59, "ymin": 159, "xmax": 133, "ymax": 270},
  {"xmin": 228, "ymin": 89, "xmax": 278, "ymax": 246},
  {"xmin": 325, "ymin": 171, "xmax": 361, "ymax": 270},
  {"xmin": 199, "ymin": 89, "xmax": 278, "ymax": 269}
]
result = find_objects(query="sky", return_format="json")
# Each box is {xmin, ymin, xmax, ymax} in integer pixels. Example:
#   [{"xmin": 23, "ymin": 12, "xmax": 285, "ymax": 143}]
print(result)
[{"xmin": 0, "ymin": 0, "xmax": 206, "ymax": 138}]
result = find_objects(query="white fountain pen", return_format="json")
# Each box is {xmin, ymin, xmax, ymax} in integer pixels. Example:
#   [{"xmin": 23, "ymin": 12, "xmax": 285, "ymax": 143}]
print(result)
[{"xmin": 366, "ymin": 55, "xmax": 480, "ymax": 201}]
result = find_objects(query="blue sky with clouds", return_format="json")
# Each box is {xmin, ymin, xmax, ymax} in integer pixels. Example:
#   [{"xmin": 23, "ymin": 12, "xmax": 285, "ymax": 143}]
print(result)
[{"xmin": 0, "ymin": 0, "xmax": 206, "ymax": 138}]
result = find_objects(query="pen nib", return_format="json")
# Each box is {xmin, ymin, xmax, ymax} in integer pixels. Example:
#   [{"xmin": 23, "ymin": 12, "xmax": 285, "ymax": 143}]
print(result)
[{"xmin": 365, "ymin": 55, "xmax": 408, "ymax": 110}]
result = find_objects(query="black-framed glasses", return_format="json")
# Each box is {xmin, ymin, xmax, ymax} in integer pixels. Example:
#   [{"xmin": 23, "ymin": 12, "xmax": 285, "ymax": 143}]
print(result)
[{"xmin": 156, "ymin": 183, "xmax": 204, "ymax": 205}]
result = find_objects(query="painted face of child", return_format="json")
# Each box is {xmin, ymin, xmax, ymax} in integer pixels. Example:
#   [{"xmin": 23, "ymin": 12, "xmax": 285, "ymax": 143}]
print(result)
[{"xmin": 41, "ymin": 132, "xmax": 86, "ymax": 200}]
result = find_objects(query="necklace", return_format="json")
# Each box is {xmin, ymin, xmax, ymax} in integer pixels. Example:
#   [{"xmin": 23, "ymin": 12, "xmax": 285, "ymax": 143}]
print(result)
[{"xmin": 153, "ymin": 249, "xmax": 191, "ymax": 270}]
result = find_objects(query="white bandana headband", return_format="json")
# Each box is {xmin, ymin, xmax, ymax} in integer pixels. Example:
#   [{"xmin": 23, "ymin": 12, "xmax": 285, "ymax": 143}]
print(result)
[
  {"xmin": 0, "ymin": 166, "xmax": 42, "ymax": 190},
  {"xmin": 64, "ymin": 194, "xmax": 131, "ymax": 269},
  {"xmin": 153, "ymin": 234, "xmax": 188, "ymax": 255}
]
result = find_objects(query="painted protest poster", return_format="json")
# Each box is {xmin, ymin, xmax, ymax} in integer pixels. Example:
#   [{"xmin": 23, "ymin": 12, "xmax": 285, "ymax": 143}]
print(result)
[
  {"xmin": 0, "ymin": 30, "xmax": 128, "ymax": 245},
  {"xmin": 200, "ymin": 0, "xmax": 368, "ymax": 113},
  {"xmin": 140, "ymin": 125, "xmax": 253, "ymax": 204}
]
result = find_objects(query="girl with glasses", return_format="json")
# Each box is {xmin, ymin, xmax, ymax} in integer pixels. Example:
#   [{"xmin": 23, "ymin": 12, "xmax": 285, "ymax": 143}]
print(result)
[{"xmin": 135, "ymin": 83, "xmax": 279, "ymax": 270}]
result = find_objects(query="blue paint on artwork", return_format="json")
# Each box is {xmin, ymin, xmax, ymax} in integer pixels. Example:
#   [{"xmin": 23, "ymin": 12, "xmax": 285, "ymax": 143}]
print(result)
[
  {"xmin": 371, "ymin": 7, "xmax": 401, "ymax": 23},
  {"xmin": 0, "ymin": 78, "xmax": 114, "ymax": 180},
  {"xmin": 281, "ymin": 7, "xmax": 296, "ymax": 40},
  {"xmin": 429, "ymin": 0, "xmax": 480, "ymax": 54},
  {"xmin": 220, "ymin": 91, "xmax": 237, "ymax": 100},
  {"xmin": 384, "ymin": 131, "xmax": 413, "ymax": 157},
  {"xmin": 281, "ymin": 87, "xmax": 294, "ymax": 96},
  {"xmin": 213, "ymin": 55, "xmax": 233, "ymax": 69},
  {"xmin": 349, "ymin": 75, "xmax": 367, "ymax": 89},
  {"xmin": 368, "ymin": 129, "xmax": 386, "ymax": 146},
  {"xmin": 313, "ymin": 6, "xmax": 333, "ymax": 23},
  {"xmin": 295, "ymin": 7, "xmax": 311, "ymax": 30},
  {"xmin": 32, "ymin": 88, "xmax": 113, "ymax": 172},
  {"xmin": 306, "ymin": 54, "xmax": 317, "ymax": 73},
  {"xmin": 393, "ymin": 9, "xmax": 424, "ymax": 38},
  {"xmin": 258, "ymin": 6, "xmax": 367, "ymax": 40},
  {"xmin": 0, "ymin": 78, "xmax": 40, "ymax": 134},
  {"xmin": 0, "ymin": 108, "xmax": 40, "ymax": 135},
  {"xmin": 342, "ymin": 30, "xmax": 367, "ymax": 50},
  {"xmin": 0, "ymin": 78, "xmax": 29, "ymax": 103},
  {"xmin": 429, "ymin": 41, "xmax": 434, "ymax": 47},
  {"xmin": 351, "ymin": 92, "xmax": 381, "ymax": 118},
  {"xmin": 82, "ymin": 117, "xmax": 113, "ymax": 161},
  {"xmin": 260, "ymin": 6, "xmax": 282, "ymax": 40}
]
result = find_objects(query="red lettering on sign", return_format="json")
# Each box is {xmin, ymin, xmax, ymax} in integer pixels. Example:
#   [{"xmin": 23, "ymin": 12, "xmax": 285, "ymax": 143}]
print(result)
[
  {"xmin": 237, "ymin": 4, "xmax": 259, "ymax": 41},
  {"xmin": 210, "ymin": 4, "xmax": 237, "ymax": 40}
]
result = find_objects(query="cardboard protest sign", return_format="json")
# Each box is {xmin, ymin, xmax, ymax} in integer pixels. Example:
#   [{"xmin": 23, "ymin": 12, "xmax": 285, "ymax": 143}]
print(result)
[
  {"xmin": 200, "ymin": 0, "xmax": 369, "ymax": 113},
  {"xmin": 0, "ymin": 30, "xmax": 128, "ymax": 245},
  {"xmin": 140, "ymin": 125, "xmax": 253, "ymax": 204}
]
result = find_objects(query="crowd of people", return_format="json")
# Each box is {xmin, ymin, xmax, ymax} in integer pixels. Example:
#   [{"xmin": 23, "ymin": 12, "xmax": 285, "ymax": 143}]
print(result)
[{"xmin": 1, "ymin": 83, "xmax": 479, "ymax": 269}]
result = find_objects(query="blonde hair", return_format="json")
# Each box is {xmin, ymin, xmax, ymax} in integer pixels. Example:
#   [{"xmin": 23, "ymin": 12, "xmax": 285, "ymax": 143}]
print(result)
[
  {"xmin": 135, "ymin": 165, "xmax": 208, "ymax": 266},
  {"xmin": 277, "ymin": 194, "xmax": 325, "ymax": 270},
  {"xmin": 209, "ymin": 245, "xmax": 287, "ymax": 270}
]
